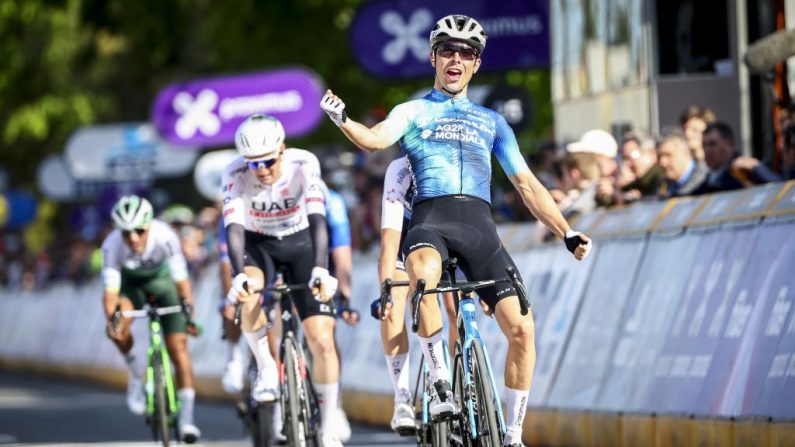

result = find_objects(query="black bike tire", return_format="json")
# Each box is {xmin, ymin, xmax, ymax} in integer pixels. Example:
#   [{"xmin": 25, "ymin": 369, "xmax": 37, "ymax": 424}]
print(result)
[
  {"xmin": 255, "ymin": 402, "xmax": 273, "ymax": 447},
  {"xmin": 153, "ymin": 357, "xmax": 171, "ymax": 447},
  {"xmin": 471, "ymin": 340, "xmax": 502, "ymax": 447},
  {"xmin": 452, "ymin": 351, "xmax": 474, "ymax": 447},
  {"xmin": 300, "ymin": 343, "xmax": 322, "ymax": 446},
  {"xmin": 418, "ymin": 368, "xmax": 448, "ymax": 447},
  {"xmin": 282, "ymin": 337, "xmax": 305, "ymax": 446}
]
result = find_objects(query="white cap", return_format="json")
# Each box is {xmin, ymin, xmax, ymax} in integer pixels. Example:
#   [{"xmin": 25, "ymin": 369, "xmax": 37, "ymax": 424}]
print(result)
[{"xmin": 566, "ymin": 129, "xmax": 618, "ymax": 158}]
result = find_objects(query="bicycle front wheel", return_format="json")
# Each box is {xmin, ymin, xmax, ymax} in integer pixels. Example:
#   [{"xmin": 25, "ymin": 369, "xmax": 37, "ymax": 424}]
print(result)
[
  {"xmin": 453, "ymin": 351, "xmax": 474, "ymax": 447},
  {"xmin": 471, "ymin": 340, "xmax": 502, "ymax": 447},
  {"xmin": 152, "ymin": 357, "xmax": 171, "ymax": 447},
  {"xmin": 421, "ymin": 369, "xmax": 448, "ymax": 446},
  {"xmin": 282, "ymin": 337, "xmax": 305, "ymax": 446},
  {"xmin": 254, "ymin": 402, "xmax": 273, "ymax": 447}
]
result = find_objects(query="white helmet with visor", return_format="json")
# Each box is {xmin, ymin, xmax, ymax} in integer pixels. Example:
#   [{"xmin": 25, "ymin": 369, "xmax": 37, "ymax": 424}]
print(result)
[
  {"xmin": 429, "ymin": 14, "xmax": 487, "ymax": 55},
  {"xmin": 234, "ymin": 114, "xmax": 285, "ymax": 159}
]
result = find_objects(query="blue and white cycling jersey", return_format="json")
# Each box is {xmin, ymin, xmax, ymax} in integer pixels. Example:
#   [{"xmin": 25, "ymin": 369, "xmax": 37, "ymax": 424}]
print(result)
[
  {"xmin": 380, "ymin": 88, "xmax": 529, "ymax": 204},
  {"xmin": 324, "ymin": 187, "xmax": 351, "ymax": 250}
]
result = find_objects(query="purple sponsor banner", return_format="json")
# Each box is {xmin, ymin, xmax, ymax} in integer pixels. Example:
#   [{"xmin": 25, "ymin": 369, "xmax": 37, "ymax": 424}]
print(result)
[
  {"xmin": 151, "ymin": 67, "xmax": 325, "ymax": 147},
  {"xmin": 643, "ymin": 226, "xmax": 759, "ymax": 415},
  {"xmin": 546, "ymin": 238, "xmax": 646, "ymax": 410},
  {"xmin": 350, "ymin": 0, "xmax": 549, "ymax": 78},
  {"xmin": 713, "ymin": 222, "xmax": 795, "ymax": 418}
]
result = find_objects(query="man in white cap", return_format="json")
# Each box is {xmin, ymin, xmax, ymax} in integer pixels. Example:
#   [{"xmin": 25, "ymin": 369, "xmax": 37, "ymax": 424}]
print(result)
[{"xmin": 566, "ymin": 129, "xmax": 619, "ymax": 205}]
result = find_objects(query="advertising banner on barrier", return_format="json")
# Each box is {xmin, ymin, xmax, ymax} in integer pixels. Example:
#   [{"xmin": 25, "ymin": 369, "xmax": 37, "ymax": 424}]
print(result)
[
  {"xmin": 151, "ymin": 68, "xmax": 325, "ymax": 147},
  {"xmin": 643, "ymin": 226, "xmax": 759, "ymax": 415},
  {"xmin": 526, "ymin": 245, "xmax": 594, "ymax": 406},
  {"xmin": 349, "ymin": 0, "xmax": 549, "ymax": 78},
  {"xmin": 65, "ymin": 123, "xmax": 197, "ymax": 181},
  {"xmin": 596, "ymin": 234, "xmax": 700, "ymax": 412},
  {"xmin": 710, "ymin": 221, "xmax": 795, "ymax": 417},
  {"xmin": 546, "ymin": 238, "xmax": 647, "ymax": 409}
]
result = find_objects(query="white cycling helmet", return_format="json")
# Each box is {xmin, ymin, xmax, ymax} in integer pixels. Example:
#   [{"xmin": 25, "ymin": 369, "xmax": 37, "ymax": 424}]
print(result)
[
  {"xmin": 429, "ymin": 14, "xmax": 487, "ymax": 54},
  {"xmin": 234, "ymin": 114, "xmax": 285, "ymax": 159},
  {"xmin": 111, "ymin": 195, "xmax": 154, "ymax": 231}
]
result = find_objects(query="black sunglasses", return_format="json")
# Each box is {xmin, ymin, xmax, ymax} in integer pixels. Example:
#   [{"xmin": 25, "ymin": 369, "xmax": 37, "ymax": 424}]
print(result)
[
  {"xmin": 435, "ymin": 43, "xmax": 479, "ymax": 61},
  {"xmin": 122, "ymin": 228, "xmax": 147, "ymax": 238},
  {"xmin": 247, "ymin": 158, "xmax": 279, "ymax": 170}
]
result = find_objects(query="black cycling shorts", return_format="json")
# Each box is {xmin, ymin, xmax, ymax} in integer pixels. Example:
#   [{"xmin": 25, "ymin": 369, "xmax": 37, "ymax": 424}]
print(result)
[
  {"xmin": 402, "ymin": 195, "xmax": 523, "ymax": 310},
  {"xmin": 244, "ymin": 229, "xmax": 335, "ymax": 320}
]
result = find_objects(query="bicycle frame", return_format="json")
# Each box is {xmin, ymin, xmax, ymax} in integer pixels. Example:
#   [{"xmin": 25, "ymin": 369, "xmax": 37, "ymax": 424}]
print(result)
[
  {"xmin": 145, "ymin": 312, "xmax": 179, "ymax": 418},
  {"xmin": 453, "ymin": 293, "xmax": 505, "ymax": 439}
]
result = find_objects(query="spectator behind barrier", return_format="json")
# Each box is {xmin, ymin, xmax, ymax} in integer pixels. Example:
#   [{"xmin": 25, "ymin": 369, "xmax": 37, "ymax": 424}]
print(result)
[
  {"xmin": 693, "ymin": 121, "xmax": 780, "ymax": 195},
  {"xmin": 565, "ymin": 129, "xmax": 619, "ymax": 207},
  {"xmin": 679, "ymin": 104, "xmax": 716, "ymax": 162},
  {"xmin": 656, "ymin": 129, "xmax": 710, "ymax": 198},
  {"xmin": 619, "ymin": 131, "xmax": 663, "ymax": 203}
]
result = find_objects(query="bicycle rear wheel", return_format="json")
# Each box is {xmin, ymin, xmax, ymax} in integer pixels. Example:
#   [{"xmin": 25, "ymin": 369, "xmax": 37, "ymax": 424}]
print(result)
[
  {"xmin": 282, "ymin": 337, "xmax": 305, "ymax": 446},
  {"xmin": 152, "ymin": 357, "xmax": 171, "ymax": 447},
  {"xmin": 470, "ymin": 340, "xmax": 502, "ymax": 446}
]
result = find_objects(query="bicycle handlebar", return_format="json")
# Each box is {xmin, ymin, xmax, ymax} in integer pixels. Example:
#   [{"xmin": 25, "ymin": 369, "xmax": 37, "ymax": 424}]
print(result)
[{"xmin": 112, "ymin": 297, "xmax": 198, "ymax": 330}]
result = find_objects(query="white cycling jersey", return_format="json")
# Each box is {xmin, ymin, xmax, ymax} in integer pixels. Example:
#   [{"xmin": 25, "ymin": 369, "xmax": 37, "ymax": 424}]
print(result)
[
  {"xmin": 101, "ymin": 219, "xmax": 189, "ymax": 292},
  {"xmin": 381, "ymin": 156, "xmax": 414, "ymax": 231},
  {"xmin": 221, "ymin": 148, "xmax": 326, "ymax": 237}
]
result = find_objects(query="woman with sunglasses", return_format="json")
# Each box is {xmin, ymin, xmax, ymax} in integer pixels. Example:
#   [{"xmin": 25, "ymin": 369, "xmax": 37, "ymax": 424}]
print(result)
[
  {"xmin": 221, "ymin": 114, "xmax": 344, "ymax": 447},
  {"xmin": 101, "ymin": 194, "xmax": 201, "ymax": 443},
  {"xmin": 321, "ymin": 14, "xmax": 593, "ymax": 447}
]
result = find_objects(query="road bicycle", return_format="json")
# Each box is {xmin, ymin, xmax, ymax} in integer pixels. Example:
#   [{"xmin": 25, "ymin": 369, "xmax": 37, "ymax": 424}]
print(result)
[
  {"xmin": 379, "ymin": 279, "xmax": 451, "ymax": 447},
  {"xmin": 111, "ymin": 295, "xmax": 199, "ymax": 447},
  {"xmin": 407, "ymin": 258, "xmax": 530, "ymax": 447},
  {"xmin": 263, "ymin": 279, "xmax": 322, "ymax": 447}
]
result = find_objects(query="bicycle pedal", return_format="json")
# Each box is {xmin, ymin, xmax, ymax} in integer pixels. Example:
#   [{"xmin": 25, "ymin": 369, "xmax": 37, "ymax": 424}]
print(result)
[
  {"xmin": 395, "ymin": 426, "xmax": 416, "ymax": 437},
  {"xmin": 430, "ymin": 410, "xmax": 455, "ymax": 422}
]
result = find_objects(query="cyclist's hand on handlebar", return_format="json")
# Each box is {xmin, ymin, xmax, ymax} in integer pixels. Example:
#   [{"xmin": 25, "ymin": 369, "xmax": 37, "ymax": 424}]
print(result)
[
  {"xmin": 564, "ymin": 230, "xmax": 593, "ymax": 261},
  {"xmin": 369, "ymin": 297, "xmax": 393, "ymax": 320},
  {"xmin": 320, "ymin": 90, "xmax": 347, "ymax": 127},
  {"xmin": 227, "ymin": 273, "xmax": 259, "ymax": 304},
  {"xmin": 309, "ymin": 267, "xmax": 338, "ymax": 302}
]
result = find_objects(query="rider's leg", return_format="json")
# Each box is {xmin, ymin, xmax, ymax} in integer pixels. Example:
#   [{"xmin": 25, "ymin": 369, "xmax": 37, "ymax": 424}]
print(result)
[
  {"xmin": 110, "ymin": 297, "xmax": 145, "ymax": 415},
  {"xmin": 165, "ymin": 332, "xmax": 200, "ymax": 439},
  {"xmin": 381, "ymin": 267, "xmax": 412, "ymax": 403},
  {"xmin": 240, "ymin": 266, "xmax": 278, "ymax": 401},
  {"xmin": 495, "ymin": 295, "xmax": 536, "ymax": 446},
  {"xmin": 441, "ymin": 291, "xmax": 457, "ymax": 355},
  {"xmin": 302, "ymin": 315, "xmax": 339, "ymax": 435},
  {"xmin": 406, "ymin": 247, "xmax": 446, "ymax": 380},
  {"xmin": 221, "ymin": 307, "xmax": 246, "ymax": 393}
]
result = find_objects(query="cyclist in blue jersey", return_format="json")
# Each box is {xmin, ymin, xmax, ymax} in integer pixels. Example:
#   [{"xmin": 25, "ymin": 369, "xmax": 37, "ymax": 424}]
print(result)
[
  {"xmin": 321, "ymin": 14, "xmax": 592, "ymax": 447},
  {"xmin": 325, "ymin": 186, "xmax": 358, "ymax": 325}
]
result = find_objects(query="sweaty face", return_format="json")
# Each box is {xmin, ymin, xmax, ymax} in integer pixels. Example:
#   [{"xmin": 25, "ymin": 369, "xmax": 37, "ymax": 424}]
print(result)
[{"xmin": 432, "ymin": 41, "xmax": 481, "ymax": 95}]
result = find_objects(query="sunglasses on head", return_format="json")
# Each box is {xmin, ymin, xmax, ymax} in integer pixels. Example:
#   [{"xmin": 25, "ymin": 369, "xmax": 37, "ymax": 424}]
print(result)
[
  {"xmin": 122, "ymin": 228, "xmax": 147, "ymax": 238},
  {"xmin": 247, "ymin": 158, "xmax": 279, "ymax": 170},
  {"xmin": 435, "ymin": 43, "xmax": 479, "ymax": 61}
]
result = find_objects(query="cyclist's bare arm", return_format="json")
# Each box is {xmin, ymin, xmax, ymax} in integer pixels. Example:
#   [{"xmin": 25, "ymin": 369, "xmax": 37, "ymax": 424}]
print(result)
[
  {"xmin": 321, "ymin": 89, "xmax": 396, "ymax": 152},
  {"xmin": 510, "ymin": 170, "xmax": 572, "ymax": 238},
  {"xmin": 509, "ymin": 170, "xmax": 592, "ymax": 260},
  {"xmin": 340, "ymin": 119, "xmax": 397, "ymax": 152},
  {"xmin": 102, "ymin": 289, "xmax": 121, "ymax": 319},
  {"xmin": 176, "ymin": 278, "xmax": 194, "ymax": 309},
  {"xmin": 378, "ymin": 228, "xmax": 401, "ymax": 285}
]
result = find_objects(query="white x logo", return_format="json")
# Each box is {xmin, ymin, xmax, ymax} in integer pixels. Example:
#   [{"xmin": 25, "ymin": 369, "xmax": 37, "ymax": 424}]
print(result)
[
  {"xmin": 173, "ymin": 89, "xmax": 221, "ymax": 139},
  {"xmin": 380, "ymin": 8, "xmax": 433, "ymax": 64}
]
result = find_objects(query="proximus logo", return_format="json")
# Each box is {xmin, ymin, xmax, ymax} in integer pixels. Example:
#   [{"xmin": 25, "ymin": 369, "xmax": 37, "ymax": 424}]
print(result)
[
  {"xmin": 380, "ymin": 9, "xmax": 433, "ymax": 64},
  {"xmin": 173, "ymin": 89, "xmax": 221, "ymax": 139}
]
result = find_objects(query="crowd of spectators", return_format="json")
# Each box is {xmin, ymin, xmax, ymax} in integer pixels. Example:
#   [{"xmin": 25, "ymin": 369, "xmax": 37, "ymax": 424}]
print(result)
[{"xmin": 3, "ymin": 104, "xmax": 794, "ymax": 292}]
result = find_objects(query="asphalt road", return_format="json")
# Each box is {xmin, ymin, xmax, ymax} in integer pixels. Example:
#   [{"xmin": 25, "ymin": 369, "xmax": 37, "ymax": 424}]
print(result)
[{"xmin": 0, "ymin": 370, "xmax": 412, "ymax": 446}]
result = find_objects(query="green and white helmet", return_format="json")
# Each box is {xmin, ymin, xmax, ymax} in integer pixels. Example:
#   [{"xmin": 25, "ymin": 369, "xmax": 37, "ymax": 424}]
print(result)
[{"xmin": 111, "ymin": 195, "xmax": 154, "ymax": 231}]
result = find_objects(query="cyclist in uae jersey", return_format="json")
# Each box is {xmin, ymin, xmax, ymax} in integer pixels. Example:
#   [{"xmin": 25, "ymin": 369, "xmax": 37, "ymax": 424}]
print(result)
[
  {"xmin": 222, "ymin": 114, "xmax": 343, "ymax": 447},
  {"xmin": 101, "ymin": 195, "xmax": 201, "ymax": 443},
  {"xmin": 321, "ymin": 14, "xmax": 593, "ymax": 447}
]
